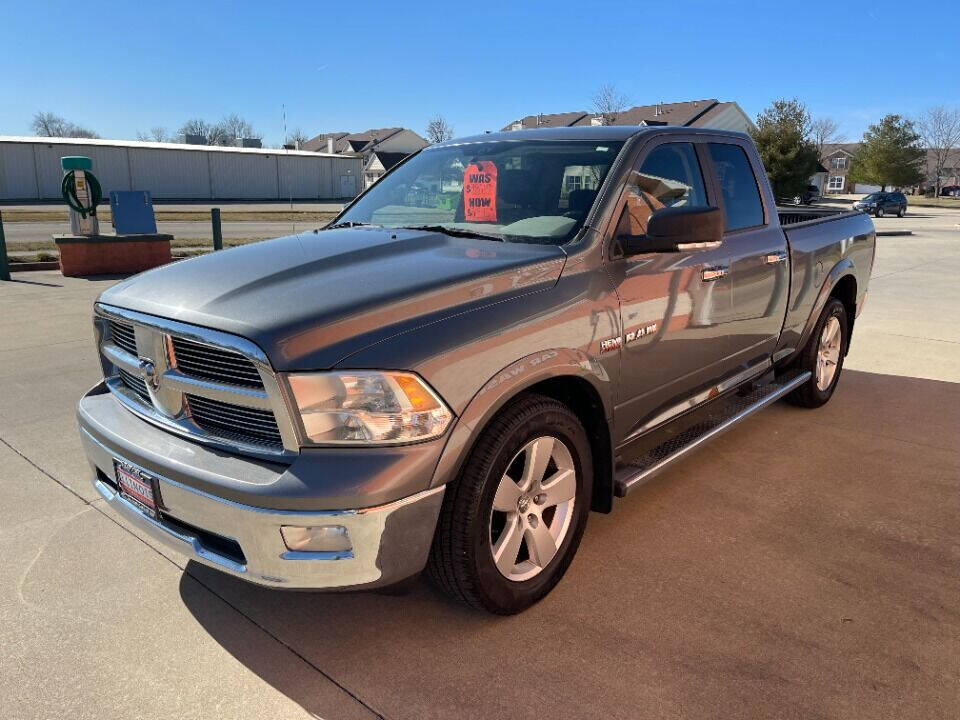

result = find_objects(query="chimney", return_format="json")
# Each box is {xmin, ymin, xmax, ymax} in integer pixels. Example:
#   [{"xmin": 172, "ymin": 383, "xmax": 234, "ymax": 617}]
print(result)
[{"xmin": 326, "ymin": 137, "xmax": 334, "ymax": 153}]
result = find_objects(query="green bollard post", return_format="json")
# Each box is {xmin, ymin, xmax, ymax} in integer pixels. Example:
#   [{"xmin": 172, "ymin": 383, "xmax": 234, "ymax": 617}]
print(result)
[
  {"xmin": 211, "ymin": 208, "xmax": 223, "ymax": 252},
  {"xmin": 0, "ymin": 210, "xmax": 10, "ymax": 281}
]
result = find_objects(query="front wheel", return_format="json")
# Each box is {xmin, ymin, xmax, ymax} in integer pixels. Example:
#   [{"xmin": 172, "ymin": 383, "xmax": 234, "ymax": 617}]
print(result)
[
  {"xmin": 787, "ymin": 297, "xmax": 848, "ymax": 408},
  {"xmin": 876, "ymin": 206, "xmax": 885, "ymax": 218},
  {"xmin": 427, "ymin": 394, "xmax": 592, "ymax": 614}
]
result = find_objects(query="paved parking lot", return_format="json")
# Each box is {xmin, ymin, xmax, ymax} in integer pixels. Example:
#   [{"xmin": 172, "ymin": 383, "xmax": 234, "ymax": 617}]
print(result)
[{"xmin": 2, "ymin": 210, "xmax": 959, "ymax": 719}]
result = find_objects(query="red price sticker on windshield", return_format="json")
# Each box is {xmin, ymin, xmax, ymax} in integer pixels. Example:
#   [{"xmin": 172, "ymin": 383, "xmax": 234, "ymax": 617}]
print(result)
[{"xmin": 463, "ymin": 161, "xmax": 498, "ymax": 222}]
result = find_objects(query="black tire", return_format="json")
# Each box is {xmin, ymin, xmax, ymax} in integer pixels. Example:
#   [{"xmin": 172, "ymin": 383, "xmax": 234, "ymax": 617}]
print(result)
[
  {"xmin": 426, "ymin": 393, "xmax": 592, "ymax": 614},
  {"xmin": 787, "ymin": 297, "xmax": 848, "ymax": 408},
  {"xmin": 876, "ymin": 206, "xmax": 884, "ymax": 218},
  {"xmin": 898, "ymin": 205, "xmax": 906, "ymax": 217}
]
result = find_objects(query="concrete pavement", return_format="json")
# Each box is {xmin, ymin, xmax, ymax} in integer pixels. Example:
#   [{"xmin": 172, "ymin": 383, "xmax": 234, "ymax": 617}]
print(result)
[{"xmin": 1, "ymin": 213, "xmax": 959, "ymax": 719}]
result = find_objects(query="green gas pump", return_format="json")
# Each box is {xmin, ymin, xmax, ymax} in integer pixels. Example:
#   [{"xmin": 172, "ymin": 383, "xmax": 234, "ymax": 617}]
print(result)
[{"xmin": 61, "ymin": 156, "xmax": 102, "ymax": 235}]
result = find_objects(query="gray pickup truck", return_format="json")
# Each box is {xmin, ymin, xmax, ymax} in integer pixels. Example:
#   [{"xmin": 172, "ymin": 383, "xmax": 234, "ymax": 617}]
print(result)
[{"xmin": 78, "ymin": 126, "xmax": 875, "ymax": 614}]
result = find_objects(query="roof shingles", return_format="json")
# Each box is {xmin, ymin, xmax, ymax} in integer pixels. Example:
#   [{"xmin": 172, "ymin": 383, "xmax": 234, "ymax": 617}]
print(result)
[{"xmin": 503, "ymin": 100, "xmax": 736, "ymax": 131}]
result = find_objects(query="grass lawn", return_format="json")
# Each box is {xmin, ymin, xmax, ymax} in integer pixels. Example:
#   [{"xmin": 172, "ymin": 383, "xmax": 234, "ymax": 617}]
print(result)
[
  {"xmin": 0, "ymin": 209, "xmax": 338, "ymax": 223},
  {"xmin": 902, "ymin": 196, "xmax": 960, "ymax": 208}
]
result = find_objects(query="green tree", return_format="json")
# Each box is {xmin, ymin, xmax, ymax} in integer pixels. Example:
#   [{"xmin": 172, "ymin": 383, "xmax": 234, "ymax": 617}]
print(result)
[
  {"xmin": 848, "ymin": 115, "xmax": 925, "ymax": 191},
  {"xmin": 750, "ymin": 99, "xmax": 821, "ymax": 199}
]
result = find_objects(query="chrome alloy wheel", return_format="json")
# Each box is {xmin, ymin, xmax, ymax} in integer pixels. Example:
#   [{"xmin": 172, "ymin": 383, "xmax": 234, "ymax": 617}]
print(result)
[
  {"xmin": 489, "ymin": 436, "xmax": 577, "ymax": 582},
  {"xmin": 816, "ymin": 315, "xmax": 842, "ymax": 391}
]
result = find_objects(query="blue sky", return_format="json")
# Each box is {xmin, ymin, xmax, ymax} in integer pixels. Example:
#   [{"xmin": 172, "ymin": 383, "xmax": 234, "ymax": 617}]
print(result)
[{"xmin": 1, "ymin": 0, "xmax": 957, "ymax": 146}]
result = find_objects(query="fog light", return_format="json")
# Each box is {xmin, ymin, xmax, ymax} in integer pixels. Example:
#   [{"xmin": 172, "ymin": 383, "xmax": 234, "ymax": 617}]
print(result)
[{"xmin": 280, "ymin": 525, "xmax": 352, "ymax": 553}]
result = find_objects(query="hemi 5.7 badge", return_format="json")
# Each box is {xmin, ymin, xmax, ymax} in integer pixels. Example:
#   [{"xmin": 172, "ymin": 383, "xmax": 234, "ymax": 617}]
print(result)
[
  {"xmin": 625, "ymin": 323, "xmax": 658, "ymax": 344},
  {"xmin": 600, "ymin": 323, "xmax": 659, "ymax": 353}
]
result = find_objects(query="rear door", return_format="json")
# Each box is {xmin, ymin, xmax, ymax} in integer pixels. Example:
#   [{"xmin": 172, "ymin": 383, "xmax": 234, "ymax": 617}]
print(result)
[
  {"xmin": 606, "ymin": 137, "xmax": 736, "ymax": 446},
  {"xmin": 704, "ymin": 141, "xmax": 789, "ymax": 369}
]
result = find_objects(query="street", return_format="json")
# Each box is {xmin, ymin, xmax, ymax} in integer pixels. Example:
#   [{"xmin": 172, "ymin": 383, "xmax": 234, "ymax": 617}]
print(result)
[{"xmin": 2, "ymin": 218, "xmax": 325, "ymax": 246}]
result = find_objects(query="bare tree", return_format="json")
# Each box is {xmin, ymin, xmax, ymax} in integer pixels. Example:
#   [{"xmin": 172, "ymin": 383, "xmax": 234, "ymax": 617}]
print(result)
[
  {"xmin": 425, "ymin": 115, "xmax": 454, "ymax": 144},
  {"xmin": 175, "ymin": 115, "xmax": 261, "ymax": 145},
  {"xmin": 136, "ymin": 126, "xmax": 169, "ymax": 142},
  {"xmin": 32, "ymin": 111, "xmax": 99, "ymax": 138},
  {"xmin": 810, "ymin": 117, "xmax": 842, "ymax": 162},
  {"xmin": 177, "ymin": 118, "xmax": 212, "ymax": 140},
  {"xmin": 591, "ymin": 83, "xmax": 629, "ymax": 124},
  {"xmin": 32, "ymin": 111, "xmax": 66, "ymax": 136},
  {"xmin": 218, "ymin": 113, "xmax": 260, "ymax": 142},
  {"xmin": 916, "ymin": 106, "xmax": 960, "ymax": 197},
  {"xmin": 285, "ymin": 127, "xmax": 309, "ymax": 148},
  {"xmin": 205, "ymin": 122, "xmax": 232, "ymax": 146}
]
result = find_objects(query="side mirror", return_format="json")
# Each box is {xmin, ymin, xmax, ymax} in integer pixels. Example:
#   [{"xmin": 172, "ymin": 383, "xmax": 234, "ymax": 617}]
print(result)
[{"xmin": 618, "ymin": 205, "xmax": 723, "ymax": 256}]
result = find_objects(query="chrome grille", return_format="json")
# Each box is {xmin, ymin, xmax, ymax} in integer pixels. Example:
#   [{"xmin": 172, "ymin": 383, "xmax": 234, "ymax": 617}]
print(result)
[
  {"xmin": 96, "ymin": 304, "xmax": 297, "ymax": 457},
  {"xmin": 172, "ymin": 337, "xmax": 263, "ymax": 388},
  {"xmin": 186, "ymin": 394, "xmax": 283, "ymax": 446},
  {"xmin": 117, "ymin": 367, "xmax": 150, "ymax": 400},
  {"xmin": 109, "ymin": 320, "xmax": 138, "ymax": 356}
]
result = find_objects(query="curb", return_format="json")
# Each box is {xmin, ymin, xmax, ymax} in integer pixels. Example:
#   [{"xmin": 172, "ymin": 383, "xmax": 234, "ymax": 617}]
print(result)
[
  {"xmin": 8, "ymin": 261, "xmax": 60, "ymax": 272},
  {"xmin": 876, "ymin": 230, "xmax": 912, "ymax": 237}
]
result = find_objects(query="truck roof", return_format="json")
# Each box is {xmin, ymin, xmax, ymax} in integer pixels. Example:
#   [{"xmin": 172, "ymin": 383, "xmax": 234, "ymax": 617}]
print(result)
[{"xmin": 437, "ymin": 125, "xmax": 752, "ymax": 146}]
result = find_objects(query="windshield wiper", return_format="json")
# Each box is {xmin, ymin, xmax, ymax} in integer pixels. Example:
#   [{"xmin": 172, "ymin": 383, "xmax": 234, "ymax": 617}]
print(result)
[
  {"xmin": 324, "ymin": 220, "xmax": 378, "ymax": 230},
  {"xmin": 399, "ymin": 225, "xmax": 504, "ymax": 241}
]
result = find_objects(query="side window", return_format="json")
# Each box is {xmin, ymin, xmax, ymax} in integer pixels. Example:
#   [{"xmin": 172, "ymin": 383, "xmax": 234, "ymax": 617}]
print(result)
[
  {"xmin": 708, "ymin": 143, "xmax": 765, "ymax": 231},
  {"xmin": 617, "ymin": 142, "xmax": 707, "ymax": 237}
]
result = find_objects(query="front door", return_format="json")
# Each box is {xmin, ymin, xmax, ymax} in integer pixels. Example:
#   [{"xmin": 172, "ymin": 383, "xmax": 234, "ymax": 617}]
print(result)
[
  {"xmin": 339, "ymin": 174, "xmax": 357, "ymax": 198},
  {"xmin": 705, "ymin": 141, "xmax": 789, "ymax": 367},
  {"xmin": 607, "ymin": 140, "xmax": 736, "ymax": 447}
]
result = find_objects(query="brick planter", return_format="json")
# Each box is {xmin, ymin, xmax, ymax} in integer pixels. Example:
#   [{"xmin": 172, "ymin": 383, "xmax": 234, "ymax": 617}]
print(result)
[{"xmin": 54, "ymin": 234, "xmax": 173, "ymax": 277}]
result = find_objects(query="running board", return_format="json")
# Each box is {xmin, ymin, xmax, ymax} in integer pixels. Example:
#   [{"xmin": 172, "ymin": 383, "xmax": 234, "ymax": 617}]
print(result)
[{"xmin": 614, "ymin": 370, "xmax": 812, "ymax": 497}]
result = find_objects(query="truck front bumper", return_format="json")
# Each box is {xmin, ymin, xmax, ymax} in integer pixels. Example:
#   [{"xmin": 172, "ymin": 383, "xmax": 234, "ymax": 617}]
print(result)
[{"xmin": 78, "ymin": 384, "xmax": 445, "ymax": 590}]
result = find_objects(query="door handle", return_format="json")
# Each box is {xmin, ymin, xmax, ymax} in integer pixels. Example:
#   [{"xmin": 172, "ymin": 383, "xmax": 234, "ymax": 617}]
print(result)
[
  {"xmin": 764, "ymin": 251, "xmax": 788, "ymax": 264},
  {"xmin": 701, "ymin": 266, "xmax": 729, "ymax": 282}
]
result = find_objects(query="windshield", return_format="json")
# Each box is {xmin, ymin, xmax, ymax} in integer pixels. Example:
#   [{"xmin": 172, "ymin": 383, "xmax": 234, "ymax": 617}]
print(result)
[
  {"xmin": 335, "ymin": 139, "xmax": 625, "ymax": 244},
  {"xmin": 863, "ymin": 193, "xmax": 883, "ymax": 201}
]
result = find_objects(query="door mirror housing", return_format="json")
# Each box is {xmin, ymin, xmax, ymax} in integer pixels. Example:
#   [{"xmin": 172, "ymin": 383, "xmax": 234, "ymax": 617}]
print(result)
[{"xmin": 618, "ymin": 205, "xmax": 723, "ymax": 256}]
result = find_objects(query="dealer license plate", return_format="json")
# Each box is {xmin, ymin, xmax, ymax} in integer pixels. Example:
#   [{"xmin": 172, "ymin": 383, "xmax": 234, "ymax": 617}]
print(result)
[{"xmin": 114, "ymin": 461, "xmax": 159, "ymax": 519}]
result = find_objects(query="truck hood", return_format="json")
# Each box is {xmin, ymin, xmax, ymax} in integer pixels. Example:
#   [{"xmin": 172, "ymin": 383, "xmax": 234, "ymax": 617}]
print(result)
[{"xmin": 98, "ymin": 228, "xmax": 566, "ymax": 369}]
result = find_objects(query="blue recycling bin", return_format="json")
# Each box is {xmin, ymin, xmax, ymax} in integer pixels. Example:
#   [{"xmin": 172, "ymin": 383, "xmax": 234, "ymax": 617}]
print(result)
[{"xmin": 109, "ymin": 190, "xmax": 158, "ymax": 235}]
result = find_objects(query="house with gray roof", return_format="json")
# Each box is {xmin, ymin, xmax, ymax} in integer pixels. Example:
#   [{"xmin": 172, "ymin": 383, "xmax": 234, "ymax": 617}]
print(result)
[
  {"xmin": 301, "ymin": 127, "xmax": 428, "ymax": 187},
  {"xmin": 503, "ymin": 99, "xmax": 755, "ymax": 135},
  {"xmin": 819, "ymin": 143, "xmax": 960, "ymax": 194}
]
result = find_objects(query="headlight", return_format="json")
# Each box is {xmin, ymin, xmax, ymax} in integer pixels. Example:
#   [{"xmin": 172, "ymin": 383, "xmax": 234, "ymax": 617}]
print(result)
[{"xmin": 286, "ymin": 371, "xmax": 453, "ymax": 445}]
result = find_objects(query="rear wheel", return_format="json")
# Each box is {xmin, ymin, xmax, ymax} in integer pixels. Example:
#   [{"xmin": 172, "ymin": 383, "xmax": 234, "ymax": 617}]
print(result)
[
  {"xmin": 787, "ymin": 297, "xmax": 848, "ymax": 408},
  {"xmin": 898, "ymin": 205, "xmax": 906, "ymax": 217},
  {"xmin": 427, "ymin": 394, "xmax": 592, "ymax": 614}
]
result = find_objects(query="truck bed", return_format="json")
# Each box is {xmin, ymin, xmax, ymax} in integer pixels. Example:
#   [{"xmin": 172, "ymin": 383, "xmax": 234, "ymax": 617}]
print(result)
[
  {"xmin": 774, "ymin": 205, "xmax": 876, "ymax": 361},
  {"xmin": 776, "ymin": 206, "xmax": 857, "ymax": 227}
]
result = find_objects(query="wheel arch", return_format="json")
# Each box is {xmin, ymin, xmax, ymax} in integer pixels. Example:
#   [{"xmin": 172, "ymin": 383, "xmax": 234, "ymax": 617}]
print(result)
[
  {"xmin": 783, "ymin": 259, "xmax": 858, "ymax": 369},
  {"xmin": 829, "ymin": 273, "xmax": 857, "ymax": 354},
  {"xmin": 430, "ymin": 349, "xmax": 616, "ymax": 513}
]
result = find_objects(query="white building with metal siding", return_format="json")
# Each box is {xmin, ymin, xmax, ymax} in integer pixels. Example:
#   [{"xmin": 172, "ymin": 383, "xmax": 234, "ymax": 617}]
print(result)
[{"xmin": 0, "ymin": 136, "xmax": 363, "ymax": 201}]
